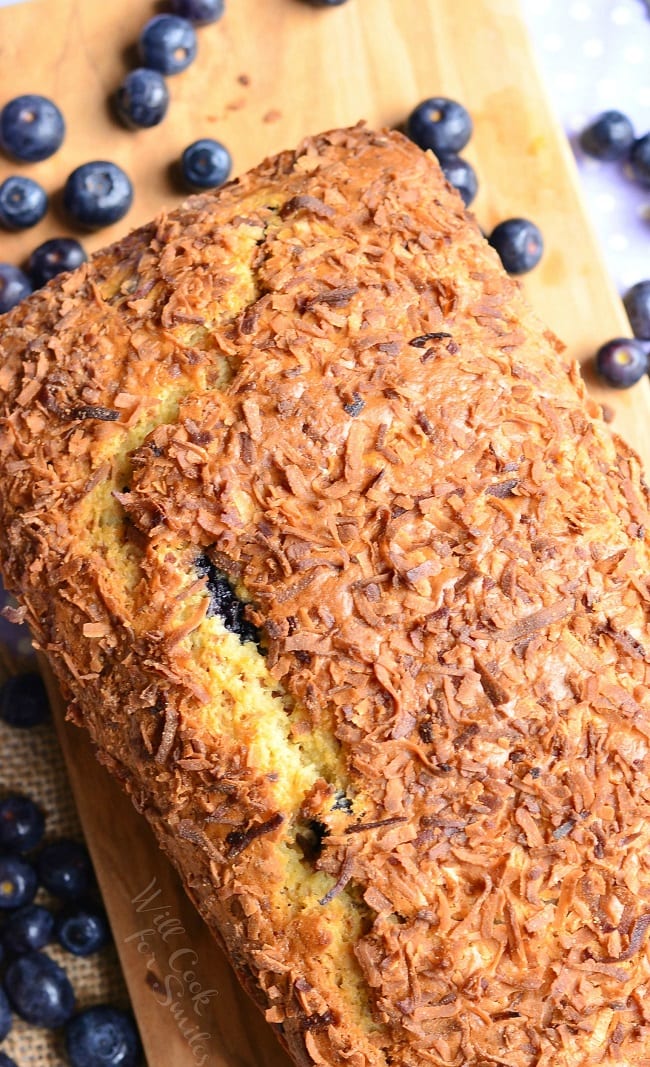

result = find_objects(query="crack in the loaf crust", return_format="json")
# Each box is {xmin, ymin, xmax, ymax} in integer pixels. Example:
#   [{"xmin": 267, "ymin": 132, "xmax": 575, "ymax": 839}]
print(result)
[
  {"xmin": 73, "ymin": 202, "xmax": 390, "ymax": 1053},
  {"xmin": 154, "ymin": 546, "xmax": 389, "ymax": 1044},
  {"xmin": 295, "ymin": 818, "xmax": 329, "ymax": 863},
  {"xmin": 195, "ymin": 551, "xmax": 262, "ymax": 648}
]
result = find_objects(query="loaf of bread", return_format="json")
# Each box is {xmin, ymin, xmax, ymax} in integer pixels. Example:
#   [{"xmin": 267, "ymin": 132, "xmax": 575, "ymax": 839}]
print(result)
[{"xmin": 1, "ymin": 124, "xmax": 650, "ymax": 1067}]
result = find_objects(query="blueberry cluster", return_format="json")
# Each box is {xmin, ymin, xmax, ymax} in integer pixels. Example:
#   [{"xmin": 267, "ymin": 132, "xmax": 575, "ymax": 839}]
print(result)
[
  {"xmin": 0, "ymin": 1, "xmax": 232, "ymax": 317},
  {"xmin": 577, "ymin": 110, "xmax": 650, "ymax": 389},
  {"xmin": 0, "ymin": 93, "xmax": 134, "ymax": 239},
  {"xmin": 0, "ymin": 91, "xmax": 88, "ymax": 313},
  {"xmin": 0, "ymin": 673, "xmax": 142, "ymax": 1066},
  {"xmin": 113, "ymin": 6, "xmax": 231, "ymax": 191},
  {"xmin": 405, "ymin": 96, "xmax": 543, "ymax": 276},
  {"xmin": 579, "ymin": 109, "xmax": 648, "ymax": 177},
  {"xmin": 406, "ymin": 97, "xmax": 477, "ymax": 207},
  {"xmin": 114, "ymin": 4, "xmax": 226, "ymax": 129}
]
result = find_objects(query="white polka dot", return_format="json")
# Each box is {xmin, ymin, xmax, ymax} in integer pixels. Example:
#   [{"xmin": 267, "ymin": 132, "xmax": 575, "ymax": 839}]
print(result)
[
  {"xmin": 596, "ymin": 77, "xmax": 617, "ymax": 101},
  {"xmin": 543, "ymin": 32, "xmax": 565, "ymax": 52},
  {"xmin": 595, "ymin": 192, "xmax": 617, "ymax": 212},
  {"xmin": 619, "ymin": 265, "xmax": 646, "ymax": 291},
  {"xmin": 625, "ymin": 44, "xmax": 645, "ymax": 64},
  {"xmin": 569, "ymin": 0, "xmax": 592, "ymax": 19},
  {"xmin": 583, "ymin": 37, "xmax": 605, "ymax": 58},
  {"xmin": 608, "ymin": 233, "xmax": 630, "ymax": 251},
  {"xmin": 568, "ymin": 110, "xmax": 590, "ymax": 130},
  {"xmin": 611, "ymin": 4, "xmax": 633, "ymax": 24},
  {"xmin": 637, "ymin": 87, "xmax": 650, "ymax": 107},
  {"xmin": 555, "ymin": 71, "xmax": 579, "ymax": 92}
]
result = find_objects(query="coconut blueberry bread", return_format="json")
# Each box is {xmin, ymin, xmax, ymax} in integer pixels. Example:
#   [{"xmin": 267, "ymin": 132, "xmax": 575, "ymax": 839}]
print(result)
[{"xmin": 1, "ymin": 124, "xmax": 650, "ymax": 1067}]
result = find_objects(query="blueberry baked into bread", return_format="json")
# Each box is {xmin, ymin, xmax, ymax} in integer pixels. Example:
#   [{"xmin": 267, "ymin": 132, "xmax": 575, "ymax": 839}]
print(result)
[{"xmin": 1, "ymin": 125, "xmax": 650, "ymax": 1067}]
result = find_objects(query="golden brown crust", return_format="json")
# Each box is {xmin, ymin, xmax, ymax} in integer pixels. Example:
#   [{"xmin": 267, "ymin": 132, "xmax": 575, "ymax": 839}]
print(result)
[{"xmin": 2, "ymin": 125, "xmax": 650, "ymax": 1066}]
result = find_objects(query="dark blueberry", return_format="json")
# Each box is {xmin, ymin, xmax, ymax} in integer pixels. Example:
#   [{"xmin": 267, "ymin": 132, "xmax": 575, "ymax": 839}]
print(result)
[
  {"xmin": 114, "ymin": 68, "xmax": 169, "ymax": 130},
  {"xmin": 0, "ymin": 672, "xmax": 50, "ymax": 728},
  {"xmin": 0, "ymin": 987, "xmax": 11, "ymax": 1042},
  {"xmin": 0, "ymin": 1055, "xmax": 17, "ymax": 1067},
  {"xmin": 301, "ymin": 0, "xmax": 349, "ymax": 5},
  {"xmin": 343, "ymin": 392, "xmax": 364, "ymax": 417},
  {"xmin": 0, "ymin": 855, "xmax": 37, "ymax": 910},
  {"xmin": 172, "ymin": 0, "xmax": 225, "ymax": 23},
  {"xmin": 406, "ymin": 96, "xmax": 472, "ymax": 156},
  {"xmin": 181, "ymin": 138, "xmax": 232, "ymax": 190},
  {"xmin": 579, "ymin": 110, "xmax": 635, "ymax": 161},
  {"xmin": 63, "ymin": 161, "xmax": 133, "ymax": 230},
  {"xmin": 28, "ymin": 237, "xmax": 87, "ymax": 288},
  {"xmin": 0, "ymin": 264, "xmax": 32, "ymax": 315},
  {"xmin": 624, "ymin": 280, "xmax": 650, "ymax": 339},
  {"xmin": 0, "ymin": 794, "xmax": 45, "ymax": 852},
  {"xmin": 630, "ymin": 133, "xmax": 650, "ymax": 188},
  {"xmin": 139, "ymin": 15, "xmax": 197, "ymax": 76},
  {"xmin": 0, "ymin": 94, "xmax": 65, "ymax": 162},
  {"xmin": 3, "ymin": 903, "xmax": 54, "ymax": 953},
  {"xmin": 488, "ymin": 217, "xmax": 543, "ymax": 275},
  {"xmin": 437, "ymin": 153, "xmax": 478, "ymax": 207},
  {"xmin": 595, "ymin": 338, "xmax": 649, "ymax": 388},
  {"xmin": 65, "ymin": 1006, "xmax": 142, "ymax": 1067},
  {"xmin": 196, "ymin": 554, "xmax": 260, "ymax": 645},
  {"xmin": 56, "ymin": 900, "xmax": 110, "ymax": 956},
  {"xmin": 37, "ymin": 839, "xmax": 94, "ymax": 901},
  {"xmin": 332, "ymin": 790, "xmax": 352, "ymax": 812},
  {"xmin": 0, "ymin": 176, "xmax": 47, "ymax": 231},
  {"xmin": 4, "ymin": 950, "xmax": 75, "ymax": 1027}
]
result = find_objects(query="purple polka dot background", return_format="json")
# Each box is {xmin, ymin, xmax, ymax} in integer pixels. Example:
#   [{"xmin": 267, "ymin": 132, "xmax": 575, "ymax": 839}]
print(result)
[{"xmin": 520, "ymin": 0, "xmax": 650, "ymax": 293}]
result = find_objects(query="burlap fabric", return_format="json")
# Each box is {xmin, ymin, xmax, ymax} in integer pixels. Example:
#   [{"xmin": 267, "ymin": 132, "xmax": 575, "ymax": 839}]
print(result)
[{"xmin": 0, "ymin": 627, "xmax": 131, "ymax": 1065}]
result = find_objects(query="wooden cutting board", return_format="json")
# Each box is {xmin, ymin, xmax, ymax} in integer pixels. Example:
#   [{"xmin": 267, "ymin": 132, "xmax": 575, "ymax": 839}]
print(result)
[{"xmin": 3, "ymin": 0, "xmax": 649, "ymax": 1064}]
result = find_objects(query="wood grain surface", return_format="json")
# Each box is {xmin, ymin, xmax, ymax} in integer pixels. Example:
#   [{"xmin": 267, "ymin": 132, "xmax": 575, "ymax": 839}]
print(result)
[{"xmin": 3, "ymin": 0, "xmax": 649, "ymax": 1063}]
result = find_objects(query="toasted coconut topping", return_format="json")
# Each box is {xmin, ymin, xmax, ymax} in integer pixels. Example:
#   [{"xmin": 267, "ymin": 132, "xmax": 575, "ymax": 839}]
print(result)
[{"xmin": 1, "ymin": 125, "xmax": 650, "ymax": 1067}]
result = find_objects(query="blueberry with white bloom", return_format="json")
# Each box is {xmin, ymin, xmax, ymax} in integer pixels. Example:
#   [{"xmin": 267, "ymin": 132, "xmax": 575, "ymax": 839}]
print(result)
[
  {"xmin": 63, "ymin": 161, "xmax": 133, "ymax": 229},
  {"xmin": 181, "ymin": 137, "xmax": 232, "ymax": 190},
  {"xmin": 0, "ymin": 94, "xmax": 65, "ymax": 161},
  {"xmin": 114, "ymin": 68, "xmax": 169, "ymax": 129},
  {"xmin": 139, "ymin": 15, "xmax": 197, "ymax": 75},
  {"xmin": 0, "ymin": 176, "xmax": 47, "ymax": 230}
]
